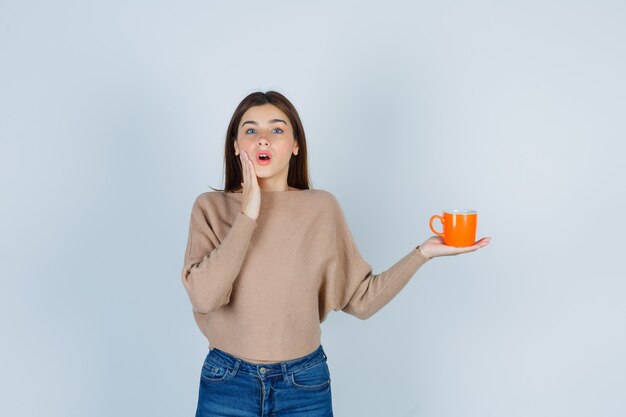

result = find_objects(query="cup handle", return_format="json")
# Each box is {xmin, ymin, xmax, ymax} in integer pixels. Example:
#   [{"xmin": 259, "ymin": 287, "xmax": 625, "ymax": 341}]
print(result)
[{"xmin": 429, "ymin": 215, "xmax": 444, "ymax": 238}]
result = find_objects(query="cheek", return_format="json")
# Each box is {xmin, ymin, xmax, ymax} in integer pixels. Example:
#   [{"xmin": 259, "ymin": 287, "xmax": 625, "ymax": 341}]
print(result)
[
  {"xmin": 276, "ymin": 141, "xmax": 296, "ymax": 154},
  {"xmin": 238, "ymin": 142, "xmax": 256, "ymax": 153}
]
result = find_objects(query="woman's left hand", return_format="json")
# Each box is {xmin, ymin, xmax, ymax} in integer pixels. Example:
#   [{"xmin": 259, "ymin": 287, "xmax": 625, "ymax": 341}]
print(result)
[{"xmin": 417, "ymin": 236, "xmax": 492, "ymax": 259}]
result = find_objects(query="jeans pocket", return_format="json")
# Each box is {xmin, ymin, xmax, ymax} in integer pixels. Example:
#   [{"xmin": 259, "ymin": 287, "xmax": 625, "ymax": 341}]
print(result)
[
  {"xmin": 288, "ymin": 359, "xmax": 331, "ymax": 390},
  {"xmin": 200, "ymin": 355, "xmax": 235, "ymax": 384}
]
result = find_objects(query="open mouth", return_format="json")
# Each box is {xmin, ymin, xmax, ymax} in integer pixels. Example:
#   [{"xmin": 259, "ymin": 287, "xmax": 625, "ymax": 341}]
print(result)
[{"xmin": 256, "ymin": 151, "xmax": 272, "ymax": 164}]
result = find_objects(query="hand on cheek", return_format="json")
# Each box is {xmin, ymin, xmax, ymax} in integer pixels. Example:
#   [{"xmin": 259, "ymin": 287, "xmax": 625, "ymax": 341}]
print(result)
[{"xmin": 239, "ymin": 151, "xmax": 261, "ymax": 221}]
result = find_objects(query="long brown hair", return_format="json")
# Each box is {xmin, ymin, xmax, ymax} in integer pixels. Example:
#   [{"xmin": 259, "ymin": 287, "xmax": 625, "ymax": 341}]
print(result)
[{"xmin": 209, "ymin": 91, "xmax": 312, "ymax": 192}]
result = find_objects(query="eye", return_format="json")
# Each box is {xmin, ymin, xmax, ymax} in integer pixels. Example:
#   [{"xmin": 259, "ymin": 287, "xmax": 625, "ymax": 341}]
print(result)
[
  {"xmin": 245, "ymin": 128, "xmax": 257, "ymax": 134},
  {"xmin": 272, "ymin": 128, "xmax": 284, "ymax": 134}
]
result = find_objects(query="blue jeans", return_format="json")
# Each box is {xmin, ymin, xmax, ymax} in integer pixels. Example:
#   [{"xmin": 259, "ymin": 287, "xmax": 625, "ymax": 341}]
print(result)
[{"xmin": 195, "ymin": 344, "xmax": 334, "ymax": 417}]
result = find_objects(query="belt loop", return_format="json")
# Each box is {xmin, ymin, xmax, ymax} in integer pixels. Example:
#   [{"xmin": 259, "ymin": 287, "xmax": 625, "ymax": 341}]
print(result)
[
  {"xmin": 231, "ymin": 360, "xmax": 241, "ymax": 377},
  {"xmin": 281, "ymin": 362, "xmax": 289, "ymax": 382}
]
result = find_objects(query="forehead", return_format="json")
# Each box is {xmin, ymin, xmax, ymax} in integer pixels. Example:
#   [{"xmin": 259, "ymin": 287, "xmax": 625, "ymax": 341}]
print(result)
[{"xmin": 240, "ymin": 104, "xmax": 289, "ymax": 125}]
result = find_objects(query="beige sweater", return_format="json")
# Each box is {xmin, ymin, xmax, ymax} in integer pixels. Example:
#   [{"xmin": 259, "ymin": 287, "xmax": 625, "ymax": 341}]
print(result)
[{"xmin": 181, "ymin": 187, "xmax": 430, "ymax": 363}]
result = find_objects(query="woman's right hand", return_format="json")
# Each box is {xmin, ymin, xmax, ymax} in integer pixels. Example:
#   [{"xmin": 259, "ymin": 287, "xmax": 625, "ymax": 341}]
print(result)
[{"xmin": 240, "ymin": 151, "xmax": 261, "ymax": 221}]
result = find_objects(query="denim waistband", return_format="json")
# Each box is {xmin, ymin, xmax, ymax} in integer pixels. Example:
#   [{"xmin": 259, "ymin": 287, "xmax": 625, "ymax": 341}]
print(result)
[{"xmin": 207, "ymin": 345, "xmax": 327, "ymax": 379}]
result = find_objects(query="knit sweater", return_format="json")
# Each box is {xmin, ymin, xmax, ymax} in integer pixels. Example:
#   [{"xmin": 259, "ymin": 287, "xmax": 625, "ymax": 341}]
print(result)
[{"xmin": 181, "ymin": 187, "xmax": 431, "ymax": 363}]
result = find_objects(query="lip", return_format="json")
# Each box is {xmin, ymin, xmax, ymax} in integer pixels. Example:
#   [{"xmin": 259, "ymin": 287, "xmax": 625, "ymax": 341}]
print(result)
[{"xmin": 256, "ymin": 151, "xmax": 272, "ymax": 165}]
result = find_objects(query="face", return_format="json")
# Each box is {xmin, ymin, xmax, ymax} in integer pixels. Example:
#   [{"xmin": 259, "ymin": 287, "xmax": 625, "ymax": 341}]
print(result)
[{"xmin": 233, "ymin": 104, "xmax": 299, "ymax": 187}]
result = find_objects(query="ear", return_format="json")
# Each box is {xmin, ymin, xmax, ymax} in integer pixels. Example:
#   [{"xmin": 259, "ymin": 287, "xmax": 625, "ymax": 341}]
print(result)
[
  {"xmin": 293, "ymin": 141, "xmax": 299, "ymax": 155},
  {"xmin": 233, "ymin": 139, "xmax": 239, "ymax": 156}
]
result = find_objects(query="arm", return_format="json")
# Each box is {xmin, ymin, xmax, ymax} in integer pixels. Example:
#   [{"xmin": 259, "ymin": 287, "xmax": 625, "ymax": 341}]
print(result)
[
  {"xmin": 181, "ymin": 194, "xmax": 258, "ymax": 313},
  {"xmin": 325, "ymin": 195, "xmax": 430, "ymax": 320},
  {"xmin": 331, "ymin": 209, "xmax": 491, "ymax": 319},
  {"xmin": 339, "ymin": 247, "xmax": 430, "ymax": 320}
]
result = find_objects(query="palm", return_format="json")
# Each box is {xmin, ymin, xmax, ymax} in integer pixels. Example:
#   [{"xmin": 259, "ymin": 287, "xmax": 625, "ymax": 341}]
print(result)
[{"xmin": 419, "ymin": 236, "xmax": 491, "ymax": 259}]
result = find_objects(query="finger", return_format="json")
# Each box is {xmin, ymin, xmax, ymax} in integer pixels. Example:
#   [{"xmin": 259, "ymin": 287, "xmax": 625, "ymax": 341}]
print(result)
[
  {"xmin": 247, "ymin": 153, "xmax": 254, "ymax": 184},
  {"xmin": 247, "ymin": 157, "xmax": 256, "ymax": 182},
  {"xmin": 463, "ymin": 239, "xmax": 490, "ymax": 252},
  {"xmin": 242, "ymin": 152, "xmax": 248, "ymax": 186}
]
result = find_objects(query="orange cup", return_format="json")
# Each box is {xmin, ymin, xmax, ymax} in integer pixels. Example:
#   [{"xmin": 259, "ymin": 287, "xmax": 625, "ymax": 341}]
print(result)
[{"xmin": 429, "ymin": 209, "xmax": 477, "ymax": 247}]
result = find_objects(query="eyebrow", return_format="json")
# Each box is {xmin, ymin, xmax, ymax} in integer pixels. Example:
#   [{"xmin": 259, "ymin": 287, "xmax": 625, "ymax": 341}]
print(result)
[{"xmin": 241, "ymin": 119, "xmax": 287, "ymax": 127}]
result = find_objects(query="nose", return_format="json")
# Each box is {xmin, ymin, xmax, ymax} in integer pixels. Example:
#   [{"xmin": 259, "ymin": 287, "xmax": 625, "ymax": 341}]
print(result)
[{"xmin": 257, "ymin": 136, "xmax": 269, "ymax": 146}]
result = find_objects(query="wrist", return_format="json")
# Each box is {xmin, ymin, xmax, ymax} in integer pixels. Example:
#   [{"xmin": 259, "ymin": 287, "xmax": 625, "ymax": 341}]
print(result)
[{"xmin": 416, "ymin": 245, "xmax": 432, "ymax": 260}]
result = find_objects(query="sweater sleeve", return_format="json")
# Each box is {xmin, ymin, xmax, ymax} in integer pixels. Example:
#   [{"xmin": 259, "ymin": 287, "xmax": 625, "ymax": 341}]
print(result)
[
  {"xmin": 327, "ymin": 195, "xmax": 430, "ymax": 320},
  {"xmin": 181, "ymin": 194, "xmax": 258, "ymax": 314}
]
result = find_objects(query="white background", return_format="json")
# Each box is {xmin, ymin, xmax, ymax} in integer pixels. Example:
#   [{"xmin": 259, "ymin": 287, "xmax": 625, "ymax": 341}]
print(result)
[{"xmin": 1, "ymin": 1, "xmax": 625, "ymax": 416}]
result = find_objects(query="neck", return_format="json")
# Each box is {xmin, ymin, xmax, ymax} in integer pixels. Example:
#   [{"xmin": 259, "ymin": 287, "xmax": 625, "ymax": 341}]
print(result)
[{"xmin": 257, "ymin": 178, "xmax": 290, "ymax": 192}]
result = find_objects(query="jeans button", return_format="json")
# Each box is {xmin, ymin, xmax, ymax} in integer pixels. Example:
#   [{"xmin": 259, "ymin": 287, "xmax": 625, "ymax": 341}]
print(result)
[{"xmin": 259, "ymin": 367, "xmax": 266, "ymax": 374}]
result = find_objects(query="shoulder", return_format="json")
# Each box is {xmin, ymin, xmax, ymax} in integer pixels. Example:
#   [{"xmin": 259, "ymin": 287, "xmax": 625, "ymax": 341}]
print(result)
[
  {"xmin": 191, "ymin": 191, "xmax": 234, "ymax": 212},
  {"xmin": 304, "ymin": 189, "xmax": 344, "ymax": 216},
  {"xmin": 303, "ymin": 188, "xmax": 337, "ymax": 203},
  {"xmin": 193, "ymin": 191, "xmax": 217, "ymax": 206}
]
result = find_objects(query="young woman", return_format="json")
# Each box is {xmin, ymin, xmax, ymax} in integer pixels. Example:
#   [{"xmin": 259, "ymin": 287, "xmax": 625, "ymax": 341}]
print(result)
[{"xmin": 181, "ymin": 91, "xmax": 491, "ymax": 416}]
